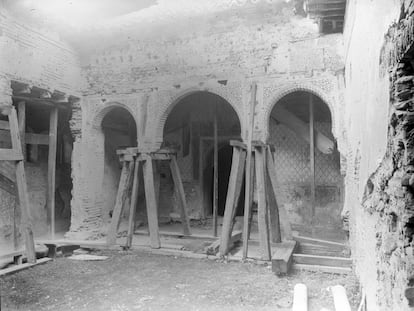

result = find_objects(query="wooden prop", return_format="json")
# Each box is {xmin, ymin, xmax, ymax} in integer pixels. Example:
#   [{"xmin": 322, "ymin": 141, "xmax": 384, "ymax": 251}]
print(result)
[
  {"xmin": 0, "ymin": 105, "xmax": 36, "ymax": 263},
  {"xmin": 242, "ymin": 82, "xmax": 257, "ymax": 259},
  {"xmin": 107, "ymin": 147, "xmax": 191, "ymax": 249}
]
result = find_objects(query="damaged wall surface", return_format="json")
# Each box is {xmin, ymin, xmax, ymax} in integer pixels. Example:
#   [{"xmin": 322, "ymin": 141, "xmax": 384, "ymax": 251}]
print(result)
[{"xmin": 343, "ymin": 0, "xmax": 414, "ymax": 309}]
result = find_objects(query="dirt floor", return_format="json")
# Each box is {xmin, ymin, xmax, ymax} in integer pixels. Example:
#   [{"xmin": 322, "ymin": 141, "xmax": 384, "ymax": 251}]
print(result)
[{"xmin": 0, "ymin": 250, "xmax": 360, "ymax": 311}]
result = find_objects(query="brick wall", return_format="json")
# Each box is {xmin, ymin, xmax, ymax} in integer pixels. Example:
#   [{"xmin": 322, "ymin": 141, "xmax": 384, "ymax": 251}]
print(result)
[{"xmin": 0, "ymin": 8, "xmax": 81, "ymax": 252}]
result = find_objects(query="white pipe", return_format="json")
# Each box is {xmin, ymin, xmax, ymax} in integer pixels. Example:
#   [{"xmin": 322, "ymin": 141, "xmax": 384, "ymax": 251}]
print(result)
[
  {"xmin": 292, "ymin": 283, "xmax": 308, "ymax": 311},
  {"xmin": 331, "ymin": 285, "xmax": 352, "ymax": 311}
]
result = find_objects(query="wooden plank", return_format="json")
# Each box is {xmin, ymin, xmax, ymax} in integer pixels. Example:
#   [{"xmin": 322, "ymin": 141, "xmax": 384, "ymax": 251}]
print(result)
[
  {"xmin": 107, "ymin": 161, "xmax": 134, "ymax": 245},
  {"xmin": 271, "ymin": 240, "xmax": 297, "ymax": 274},
  {"xmin": 207, "ymin": 230, "xmax": 242, "ymax": 255},
  {"xmin": 271, "ymin": 105, "xmax": 334, "ymax": 154},
  {"xmin": 133, "ymin": 230, "xmax": 216, "ymax": 241},
  {"xmin": 0, "ymin": 131, "xmax": 49, "ymax": 146},
  {"xmin": 0, "ymin": 258, "xmax": 51, "ymax": 277},
  {"xmin": 17, "ymin": 101, "xmax": 26, "ymax": 160},
  {"xmin": 8, "ymin": 107, "xmax": 36, "ymax": 263},
  {"xmin": 293, "ymin": 253, "xmax": 352, "ymax": 268},
  {"xmin": 266, "ymin": 147, "xmax": 291, "ymax": 240},
  {"xmin": 126, "ymin": 159, "xmax": 140, "ymax": 249},
  {"xmin": 255, "ymin": 147, "xmax": 271, "ymax": 261},
  {"xmin": 219, "ymin": 148, "xmax": 246, "ymax": 256},
  {"xmin": 266, "ymin": 165, "xmax": 281, "ymax": 243},
  {"xmin": 292, "ymin": 235, "xmax": 347, "ymax": 248},
  {"xmin": 47, "ymin": 107, "xmax": 58, "ymax": 239},
  {"xmin": 170, "ymin": 155, "xmax": 191, "ymax": 236},
  {"xmin": 242, "ymin": 82, "xmax": 257, "ymax": 259},
  {"xmin": 143, "ymin": 158, "xmax": 161, "ymax": 248},
  {"xmin": 0, "ymin": 149, "xmax": 23, "ymax": 161},
  {"xmin": 213, "ymin": 110, "xmax": 218, "ymax": 237},
  {"xmin": 292, "ymin": 263, "xmax": 352, "ymax": 274}
]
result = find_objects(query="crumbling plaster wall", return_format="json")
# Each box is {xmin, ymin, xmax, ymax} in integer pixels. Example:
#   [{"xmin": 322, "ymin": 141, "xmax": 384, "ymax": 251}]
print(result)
[
  {"xmin": 72, "ymin": 1, "xmax": 347, "ymax": 237},
  {"xmin": 0, "ymin": 8, "xmax": 81, "ymax": 251},
  {"xmin": 343, "ymin": 0, "xmax": 413, "ymax": 309}
]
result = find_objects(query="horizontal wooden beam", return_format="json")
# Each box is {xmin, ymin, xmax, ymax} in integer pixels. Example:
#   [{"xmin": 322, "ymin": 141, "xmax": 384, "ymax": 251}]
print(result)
[
  {"xmin": 0, "ymin": 149, "xmax": 23, "ymax": 161},
  {"xmin": 12, "ymin": 96, "xmax": 71, "ymax": 110},
  {"xmin": 0, "ymin": 130, "xmax": 49, "ymax": 145}
]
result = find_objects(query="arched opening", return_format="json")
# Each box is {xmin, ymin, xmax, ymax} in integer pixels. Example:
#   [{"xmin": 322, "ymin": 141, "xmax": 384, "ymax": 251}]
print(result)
[
  {"xmin": 101, "ymin": 107, "xmax": 137, "ymax": 223},
  {"xmin": 268, "ymin": 91, "xmax": 345, "ymax": 242},
  {"xmin": 162, "ymin": 92, "xmax": 241, "ymax": 227}
]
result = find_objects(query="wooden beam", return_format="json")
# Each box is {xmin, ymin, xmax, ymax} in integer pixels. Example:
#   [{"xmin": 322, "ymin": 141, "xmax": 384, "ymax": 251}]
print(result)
[
  {"xmin": 126, "ymin": 159, "xmax": 140, "ymax": 249},
  {"xmin": 0, "ymin": 130, "xmax": 49, "ymax": 145},
  {"xmin": 47, "ymin": 107, "xmax": 58, "ymax": 239},
  {"xmin": 271, "ymin": 105, "xmax": 334, "ymax": 154},
  {"xmin": 265, "ymin": 148, "xmax": 281, "ymax": 243},
  {"xmin": 0, "ymin": 149, "xmax": 23, "ymax": 161},
  {"xmin": 107, "ymin": 161, "xmax": 134, "ymax": 245},
  {"xmin": 143, "ymin": 157, "xmax": 161, "ymax": 248},
  {"xmin": 271, "ymin": 240, "xmax": 297, "ymax": 275},
  {"xmin": 207, "ymin": 230, "xmax": 242, "ymax": 255},
  {"xmin": 266, "ymin": 147, "xmax": 292, "ymax": 240},
  {"xmin": 17, "ymin": 101, "xmax": 26, "ymax": 160},
  {"xmin": 219, "ymin": 147, "xmax": 246, "ymax": 256},
  {"xmin": 242, "ymin": 82, "xmax": 257, "ymax": 259},
  {"xmin": 169, "ymin": 155, "xmax": 191, "ymax": 236},
  {"xmin": 213, "ymin": 108, "xmax": 218, "ymax": 237},
  {"xmin": 12, "ymin": 96, "xmax": 70, "ymax": 110},
  {"xmin": 309, "ymin": 95, "xmax": 316, "ymax": 223},
  {"xmin": 9, "ymin": 107, "xmax": 36, "ymax": 263},
  {"xmin": 255, "ymin": 146, "xmax": 271, "ymax": 261}
]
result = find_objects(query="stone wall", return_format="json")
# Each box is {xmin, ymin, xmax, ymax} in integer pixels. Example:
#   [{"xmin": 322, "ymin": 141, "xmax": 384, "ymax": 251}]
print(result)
[{"xmin": 343, "ymin": 0, "xmax": 413, "ymax": 309}]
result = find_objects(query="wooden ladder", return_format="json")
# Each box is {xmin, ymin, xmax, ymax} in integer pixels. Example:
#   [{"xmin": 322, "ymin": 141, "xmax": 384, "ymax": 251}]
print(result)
[
  {"xmin": 218, "ymin": 140, "xmax": 292, "ymax": 260},
  {"xmin": 107, "ymin": 147, "xmax": 192, "ymax": 248},
  {"xmin": 0, "ymin": 105, "xmax": 36, "ymax": 263}
]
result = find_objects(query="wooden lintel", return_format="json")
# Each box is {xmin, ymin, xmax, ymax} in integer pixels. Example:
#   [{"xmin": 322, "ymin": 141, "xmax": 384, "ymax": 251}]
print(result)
[{"xmin": 12, "ymin": 96, "xmax": 70, "ymax": 110}]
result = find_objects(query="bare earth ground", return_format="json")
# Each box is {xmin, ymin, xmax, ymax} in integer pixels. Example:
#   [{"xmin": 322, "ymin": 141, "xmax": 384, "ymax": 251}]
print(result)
[{"xmin": 0, "ymin": 250, "xmax": 360, "ymax": 311}]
